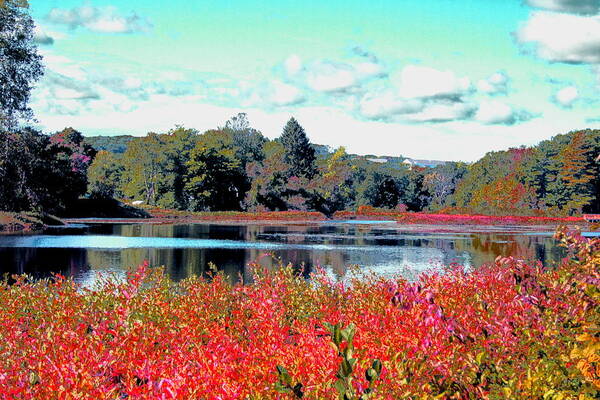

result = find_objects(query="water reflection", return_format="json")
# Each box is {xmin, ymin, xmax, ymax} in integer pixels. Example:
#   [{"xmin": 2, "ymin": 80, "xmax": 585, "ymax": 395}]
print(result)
[{"xmin": 0, "ymin": 221, "xmax": 568, "ymax": 285}]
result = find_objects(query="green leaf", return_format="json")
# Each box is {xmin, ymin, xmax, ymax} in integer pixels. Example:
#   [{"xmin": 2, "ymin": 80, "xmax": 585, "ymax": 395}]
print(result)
[
  {"xmin": 276, "ymin": 365, "xmax": 292, "ymax": 385},
  {"xmin": 341, "ymin": 323, "xmax": 356, "ymax": 342},
  {"xmin": 476, "ymin": 351, "xmax": 486, "ymax": 365},
  {"xmin": 276, "ymin": 365, "xmax": 288, "ymax": 376},
  {"xmin": 334, "ymin": 379, "xmax": 347, "ymax": 395},
  {"xmin": 274, "ymin": 382, "xmax": 290, "ymax": 393},
  {"xmin": 341, "ymin": 359, "xmax": 353, "ymax": 377},
  {"xmin": 334, "ymin": 326, "xmax": 342, "ymax": 346},
  {"xmin": 372, "ymin": 359, "xmax": 382, "ymax": 375},
  {"xmin": 343, "ymin": 346, "xmax": 353, "ymax": 360},
  {"xmin": 365, "ymin": 368, "xmax": 377, "ymax": 382}
]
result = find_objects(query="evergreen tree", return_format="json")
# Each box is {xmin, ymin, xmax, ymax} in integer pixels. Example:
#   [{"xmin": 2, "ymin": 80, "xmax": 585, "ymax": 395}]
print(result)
[{"xmin": 279, "ymin": 118, "xmax": 316, "ymax": 179}]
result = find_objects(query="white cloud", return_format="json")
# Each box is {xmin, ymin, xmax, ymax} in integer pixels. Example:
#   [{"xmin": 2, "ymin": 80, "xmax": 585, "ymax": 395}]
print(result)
[
  {"xmin": 477, "ymin": 72, "xmax": 510, "ymax": 95},
  {"xmin": 475, "ymin": 100, "xmax": 536, "ymax": 125},
  {"xmin": 283, "ymin": 55, "xmax": 303, "ymax": 76},
  {"xmin": 46, "ymin": 4, "xmax": 152, "ymax": 34},
  {"xmin": 554, "ymin": 86, "xmax": 579, "ymax": 107},
  {"xmin": 392, "ymin": 65, "xmax": 472, "ymax": 99},
  {"xmin": 263, "ymin": 80, "xmax": 306, "ymax": 106},
  {"xmin": 220, "ymin": 79, "xmax": 305, "ymax": 108},
  {"xmin": 281, "ymin": 54, "xmax": 386, "ymax": 96},
  {"xmin": 359, "ymin": 91, "xmax": 424, "ymax": 120},
  {"xmin": 353, "ymin": 66, "xmax": 535, "ymax": 125},
  {"xmin": 42, "ymin": 71, "xmax": 100, "ymax": 100},
  {"xmin": 525, "ymin": 0, "xmax": 600, "ymax": 15},
  {"xmin": 305, "ymin": 61, "xmax": 359, "ymax": 93},
  {"xmin": 354, "ymin": 61, "xmax": 385, "ymax": 79},
  {"xmin": 352, "ymin": 65, "xmax": 479, "ymax": 123},
  {"xmin": 407, "ymin": 101, "xmax": 476, "ymax": 123},
  {"xmin": 32, "ymin": 50, "xmax": 209, "ymax": 120},
  {"xmin": 517, "ymin": 11, "xmax": 600, "ymax": 64}
]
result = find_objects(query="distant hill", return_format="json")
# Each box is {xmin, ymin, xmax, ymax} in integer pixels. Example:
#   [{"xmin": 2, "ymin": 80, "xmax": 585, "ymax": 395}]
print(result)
[
  {"xmin": 84, "ymin": 135, "xmax": 450, "ymax": 167},
  {"xmin": 84, "ymin": 135, "xmax": 135, "ymax": 154}
]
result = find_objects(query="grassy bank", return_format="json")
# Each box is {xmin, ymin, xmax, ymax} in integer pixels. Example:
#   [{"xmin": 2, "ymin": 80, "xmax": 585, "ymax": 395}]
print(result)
[
  {"xmin": 0, "ymin": 212, "xmax": 62, "ymax": 234},
  {"xmin": 0, "ymin": 228, "xmax": 597, "ymax": 398}
]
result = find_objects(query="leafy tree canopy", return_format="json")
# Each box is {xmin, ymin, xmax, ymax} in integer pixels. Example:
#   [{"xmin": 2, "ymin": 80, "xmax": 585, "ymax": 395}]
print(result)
[{"xmin": 0, "ymin": 0, "xmax": 42, "ymax": 130}]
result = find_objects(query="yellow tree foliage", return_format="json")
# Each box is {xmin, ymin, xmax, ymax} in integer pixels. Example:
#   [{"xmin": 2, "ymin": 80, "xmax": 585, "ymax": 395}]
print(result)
[{"xmin": 469, "ymin": 173, "xmax": 538, "ymax": 215}]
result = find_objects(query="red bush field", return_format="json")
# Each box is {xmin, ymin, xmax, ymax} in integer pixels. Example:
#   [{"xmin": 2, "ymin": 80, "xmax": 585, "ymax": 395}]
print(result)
[
  {"xmin": 334, "ymin": 206, "xmax": 588, "ymax": 226},
  {"xmin": 0, "ymin": 228, "xmax": 597, "ymax": 399}
]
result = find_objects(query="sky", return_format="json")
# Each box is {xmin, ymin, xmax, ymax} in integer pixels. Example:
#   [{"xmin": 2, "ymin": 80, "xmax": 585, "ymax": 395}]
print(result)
[{"xmin": 27, "ymin": 0, "xmax": 600, "ymax": 161}]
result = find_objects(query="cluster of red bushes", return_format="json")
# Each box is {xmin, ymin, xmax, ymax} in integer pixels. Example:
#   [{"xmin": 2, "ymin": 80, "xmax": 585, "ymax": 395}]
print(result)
[
  {"xmin": 332, "ymin": 207, "xmax": 586, "ymax": 226},
  {"xmin": 0, "ymin": 229, "xmax": 597, "ymax": 398},
  {"xmin": 395, "ymin": 212, "xmax": 585, "ymax": 226}
]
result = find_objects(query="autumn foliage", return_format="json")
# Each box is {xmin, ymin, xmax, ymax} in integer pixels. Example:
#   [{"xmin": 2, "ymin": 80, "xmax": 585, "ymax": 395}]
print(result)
[{"xmin": 0, "ymin": 229, "xmax": 597, "ymax": 399}]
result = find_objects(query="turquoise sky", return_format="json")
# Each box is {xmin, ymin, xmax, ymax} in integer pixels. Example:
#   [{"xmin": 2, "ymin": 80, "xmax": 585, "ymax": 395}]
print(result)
[{"xmin": 28, "ymin": 0, "xmax": 600, "ymax": 160}]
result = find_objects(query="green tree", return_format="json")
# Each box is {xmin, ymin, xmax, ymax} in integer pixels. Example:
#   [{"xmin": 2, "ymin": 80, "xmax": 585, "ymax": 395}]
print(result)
[
  {"xmin": 121, "ymin": 133, "xmax": 167, "ymax": 206},
  {"xmin": 162, "ymin": 126, "xmax": 199, "ymax": 209},
  {"xmin": 0, "ymin": 0, "xmax": 42, "ymax": 130},
  {"xmin": 311, "ymin": 147, "xmax": 356, "ymax": 216},
  {"xmin": 184, "ymin": 144, "xmax": 246, "ymax": 211},
  {"xmin": 0, "ymin": 128, "xmax": 50, "ymax": 211},
  {"xmin": 120, "ymin": 128, "xmax": 198, "ymax": 209},
  {"xmin": 88, "ymin": 151, "xmax": 125, "ymax": 199},
  {"xmin": 244, "ymin": 139, "xmax": 321, "ymax": 212},
  {"xmin": 357, "ymin": 170, "xmax": 408, "ymax": 209},
  {"xmin": 280, "ymin": 118, "xmax": 317, "ymax": 179},
  {"xmin": 244, "ymin": 141, "xmax": 289, "ymax": 211}
]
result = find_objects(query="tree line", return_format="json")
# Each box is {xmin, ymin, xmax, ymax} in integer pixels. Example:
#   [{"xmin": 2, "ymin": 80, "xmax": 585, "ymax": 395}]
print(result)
[
  {"xmin": 81, "ymin": 115, "xmax": 600, "ymax": 217},
  {"xmin": 0, "ymin": 0, "xmax": 598, "ymax": 217}
]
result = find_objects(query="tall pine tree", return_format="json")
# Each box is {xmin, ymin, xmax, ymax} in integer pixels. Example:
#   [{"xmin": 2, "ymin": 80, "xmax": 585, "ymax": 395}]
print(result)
[{"xmin": 280, "ymin": 118, "xmax": 316, "ymax": 179}]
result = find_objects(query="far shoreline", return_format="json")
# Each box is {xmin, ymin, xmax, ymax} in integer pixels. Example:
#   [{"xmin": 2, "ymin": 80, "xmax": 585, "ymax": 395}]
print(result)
[
  {"xmin": 66, "ymin": 208, "xmax": 595, "ymax": 230},
  {"xmin": 3, "ymin": 207, "xmax": 597, "ymax": 235}
]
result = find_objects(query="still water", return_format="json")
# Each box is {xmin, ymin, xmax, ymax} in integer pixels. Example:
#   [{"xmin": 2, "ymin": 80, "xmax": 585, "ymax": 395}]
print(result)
[{"xmin": 0, "ymin": 220, "xmax": 576, "ymax": 286}]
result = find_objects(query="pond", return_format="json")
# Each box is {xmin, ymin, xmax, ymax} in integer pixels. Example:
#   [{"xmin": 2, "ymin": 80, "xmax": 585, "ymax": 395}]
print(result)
[{"xmin": 0, "ymin": 220, "xmax": 582, "ymax": 286}]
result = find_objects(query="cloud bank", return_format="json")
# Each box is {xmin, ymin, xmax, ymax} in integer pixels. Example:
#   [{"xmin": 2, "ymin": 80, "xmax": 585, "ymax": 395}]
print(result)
[{"xmin": 46, "ymin": 4, "xmax": 152, "ymax": 34}]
